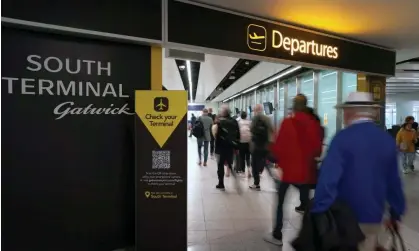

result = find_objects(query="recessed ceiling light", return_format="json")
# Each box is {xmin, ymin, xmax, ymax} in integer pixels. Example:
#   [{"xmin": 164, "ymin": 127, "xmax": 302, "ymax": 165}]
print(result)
[
  {"xmin": 179, "ymin": 65, "xmax": 185, "ymax": 70},
  {"xmin": 229, "ymin": 75, "xmax": 236, "ymax": 80}
]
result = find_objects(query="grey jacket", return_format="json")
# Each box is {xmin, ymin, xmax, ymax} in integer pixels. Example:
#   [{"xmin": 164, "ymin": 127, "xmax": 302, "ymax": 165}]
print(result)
[{"xmin": 198, "ymin": 115, "xmax": 214, "ymax": 141}]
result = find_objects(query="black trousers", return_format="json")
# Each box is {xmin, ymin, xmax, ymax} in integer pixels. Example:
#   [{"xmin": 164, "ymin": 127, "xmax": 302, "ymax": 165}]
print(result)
[
  {"xmin": 210, "ymin": 138, "xmax": 215, "ymax": 155},
  {"xmin": 239, "ymin": 143, "xmax": 251, "ymax": 172},
  {"xmin": 216, "ymin": 149, "xmax": 234, "ymax": 186},
  {"xmin": 273, "ymin": 182, "xmax": 310, "ymax": 239},
  {"xmin": 251, "ymin": 149, "xmax": 267, "ymax": 186}
]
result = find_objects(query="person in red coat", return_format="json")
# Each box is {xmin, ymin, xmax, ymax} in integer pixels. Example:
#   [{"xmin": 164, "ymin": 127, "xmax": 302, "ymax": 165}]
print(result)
[{"xmin": 264, "ymin": 94, "xmax": 323, "ymax": 246}]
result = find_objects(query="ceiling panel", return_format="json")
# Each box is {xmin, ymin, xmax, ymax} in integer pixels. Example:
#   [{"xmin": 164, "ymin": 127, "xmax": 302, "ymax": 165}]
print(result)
[
  {"xmin": 194, "ymin": 54, "xmax": 239, "ymax": 102},
  {"xmin": 213, "ymin": 61, "xmax": 289, "ymax": 102},
  {"xmin": 162, "ymin": 50, "xmax": 185, "ymax": 91}
]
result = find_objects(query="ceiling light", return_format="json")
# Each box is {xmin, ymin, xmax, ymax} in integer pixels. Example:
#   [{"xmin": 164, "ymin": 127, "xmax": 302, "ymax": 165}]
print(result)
[
  {"xmin": 186, "ymin": 60, "xmax": 193, "ymax": 101},
  {"xmin": 242, "ymin": 85, "xmax": 259, "ymax": 94},
  {"xmin": 229, "ymin": 75, "xmax": 236, "ymax": 80},
  {"xmin": 245, "ymin": 61, "xmax": 249, "ymax": 65},
  {"xmin": 260, "ymin": 66, "xmax": 302, "ymax": 85},
  {"xmin": 223, "ymin": 93, "xmax": 241, "ymax": 102},
  {"xmin": 179, "ymin": 65, "xmax": 185, "ymax": 70},
  {"xmin": 389, "ymin": 77, "xmax": 419, "ymax": 80}
]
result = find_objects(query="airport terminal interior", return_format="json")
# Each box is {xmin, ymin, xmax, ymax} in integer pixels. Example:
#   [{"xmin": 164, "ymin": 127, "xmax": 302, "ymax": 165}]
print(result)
[
  {"xmin": 2, "ymin": 0, "xmax": 419, "ymax": 251},
  {"xmin": 178, "ymin": 53, "xmax": 419, "ymax": 251}
]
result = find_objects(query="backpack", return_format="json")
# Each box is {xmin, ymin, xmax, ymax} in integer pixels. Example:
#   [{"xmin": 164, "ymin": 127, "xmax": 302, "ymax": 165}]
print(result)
[
  {"xmin": 192, "ymin": 118, "xmax": 204, "ymax": 138},
  {"xmin": 218, "ymin": 118, "xmax": 240, "ymax": 148},
  {"xmin": 252, "ymin": 117, "xmax": 269, "ymax": 147}
]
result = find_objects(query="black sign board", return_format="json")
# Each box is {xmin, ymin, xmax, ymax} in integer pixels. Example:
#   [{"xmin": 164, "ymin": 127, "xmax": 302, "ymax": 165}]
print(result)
[
  {"xmin": 135, "ymin": 91, "xmax": 188, "ymax": 251},
  {"xmin": 1, "ymin": 27, "xmax": 151, "ymax": 251},
  {"xmin": 168, "ymin": 1, "xmax": 396, "ymax": 76},
  {"xmin": 2, "ymin": 0, "xmax": 162, "ymax": 41}
]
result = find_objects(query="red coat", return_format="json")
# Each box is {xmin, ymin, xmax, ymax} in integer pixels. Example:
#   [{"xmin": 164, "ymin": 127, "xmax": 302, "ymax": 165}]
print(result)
[{"xmin": 272, "ymin": 112, "xmax": 322, "ymax": 184}]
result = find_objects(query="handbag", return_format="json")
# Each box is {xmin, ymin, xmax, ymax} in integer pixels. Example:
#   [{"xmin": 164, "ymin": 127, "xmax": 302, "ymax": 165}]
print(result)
[{"xmin": 376, "ymin": 226, "xmax": 406, "ymax": 251}]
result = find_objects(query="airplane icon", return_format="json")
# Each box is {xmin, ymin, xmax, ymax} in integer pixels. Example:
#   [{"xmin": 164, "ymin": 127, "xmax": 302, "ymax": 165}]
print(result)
[
  {"xmin": 154, "ymin": 97, "xmax": 169, "ymax": 112},
  {"xmin": 247, "ymin": 24, "xmax": 267, "ymax": 51},
  {"xmin": 249, "ymin": 32, "xmax": 265, "ymax": 44},
  {"xmin": 156, "ymin": 99, "xmax": 166, "ymax": 110}
]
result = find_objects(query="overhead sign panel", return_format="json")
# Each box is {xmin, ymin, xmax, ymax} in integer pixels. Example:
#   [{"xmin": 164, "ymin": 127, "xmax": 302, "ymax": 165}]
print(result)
[
  {"xmin": 168, "ymin": 0, "xmax": 395, "ymax": 76},
  {"xmin": 2, "ymin": 0, "xmax": 162, "ymax": 41}
]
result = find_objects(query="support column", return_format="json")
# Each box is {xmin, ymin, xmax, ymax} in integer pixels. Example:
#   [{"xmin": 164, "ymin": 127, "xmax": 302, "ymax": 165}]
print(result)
[
  {"xmin": 357, "ymin": 74, "xmax": 386, "ymax": 128},
  {"xmin": 151, "ymin": 46, "xmax": 163, "ymax": 90}
]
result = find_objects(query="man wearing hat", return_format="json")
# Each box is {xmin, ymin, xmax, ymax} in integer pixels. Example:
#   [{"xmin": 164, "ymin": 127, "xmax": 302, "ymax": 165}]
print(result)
[{"xmin": 311, "ymin": 92, "xmax": 406, "ymax": 251}]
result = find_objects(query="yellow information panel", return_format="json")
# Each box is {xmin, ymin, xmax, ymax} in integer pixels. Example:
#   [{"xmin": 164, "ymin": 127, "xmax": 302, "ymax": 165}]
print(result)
[{"xmin": 135, "ymin": 90, "xmax": 187, "ymax": 148}]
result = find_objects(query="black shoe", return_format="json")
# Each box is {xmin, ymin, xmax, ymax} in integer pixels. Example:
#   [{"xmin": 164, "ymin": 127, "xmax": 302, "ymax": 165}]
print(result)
[
  {"xmin": 249, "ymin": 184, "xmax": 261, "ymax": 190},
  {"xmin": 216, "ymin": 184, "xmax": 225, "ymax": 190},
  {"xmin": 295, "ymin": 205, "xmax": 305, "ymax": 214}
]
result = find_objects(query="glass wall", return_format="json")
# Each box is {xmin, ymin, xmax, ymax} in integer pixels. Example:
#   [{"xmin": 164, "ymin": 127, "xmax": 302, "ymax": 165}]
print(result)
[
  {"xmin": 244, "ymin": 92, "xmax": 255, "ymax": 119},
  {"xmin": 341, "ymin": 72, "xmax": 357, "ymax": 101},
  {"xmin": 286, "ymin": 79, "xmax": 297, "ymax": 109},
  {"xmin": 277, "ymin": 83, "xmax": 285, "ymax": 124},
  {"xmin": 385, "ymin": 103, "xmax": 397, "ymax": 129},
  {"xmin": 317, "ymin": 70, "xmax": 337, "ymax": 144},
  {"xmin": 234, "ymin": 98, "xmax": 241, "ymax": 113},
  {"xmin": 300, "ymin": 72, "xmax": 314, "ymax": 107},
  {"xmin": 219, "ymin": 69, "xmax": 371, "ymax": 139}
]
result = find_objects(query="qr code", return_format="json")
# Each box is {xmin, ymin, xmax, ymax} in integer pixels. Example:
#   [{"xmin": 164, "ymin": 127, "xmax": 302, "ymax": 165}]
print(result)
[{"xmin": 152, "ymin": 150, "xmax": 171, "ymax": 169}]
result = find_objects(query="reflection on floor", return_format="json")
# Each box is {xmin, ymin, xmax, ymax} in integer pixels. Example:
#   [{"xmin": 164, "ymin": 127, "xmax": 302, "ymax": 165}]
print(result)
[{"xmin": 187, "ymin": 136, "xmax": 419, "ymax": 251}]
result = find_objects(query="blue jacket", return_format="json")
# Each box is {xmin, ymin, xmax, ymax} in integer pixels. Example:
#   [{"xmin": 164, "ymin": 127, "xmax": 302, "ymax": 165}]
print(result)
[{"xmin": 312, "ymin": 122, "xmax": 406, "ymax": 223}]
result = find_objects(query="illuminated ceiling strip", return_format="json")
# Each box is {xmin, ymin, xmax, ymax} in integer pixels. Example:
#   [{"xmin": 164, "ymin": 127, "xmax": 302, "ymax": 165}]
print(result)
[
  {"xmin": 260, "ymin": 66, "xmax": 302, "ymax": 86},
  {"xmin": 186, "ymin": 60, "xmax": 193, "ymax": 101},
  {"xmin": 389, "ymin": 77, "xmax": 419, "ymax": 80},
  {"xmin": 241, "ymin": 85, "xmax": 259, "ymax": 94},
  {"xmin": 223, "ymin": 93, "xmax": 241, "ymax": 102},
  {"xmin": 223, "ymin": 66, "xmax": 302, "ymax": 102}
]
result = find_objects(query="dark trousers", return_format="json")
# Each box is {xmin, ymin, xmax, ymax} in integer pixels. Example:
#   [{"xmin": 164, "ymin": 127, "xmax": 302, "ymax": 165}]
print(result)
[
  {"xmin": 251, "ymin": 149, "xmax": 267, "ymax": 186},
  {"xmin": 273, "ymin": 182, "xmax": 310, "ymax": 239},
  {"xmin": 210, "ymin": 139, "xmax": 215, "ymax": 155},
  {"xmin": 217, "ymin": 149, "xmax": 234, "ymax": 185},
  {"xmin": 239, "ymin": 143, "xmax": 251, "ymax": 172},
  {"xmin": 197, "ymin": 140, "xmax": 209, "ymax": 163}
]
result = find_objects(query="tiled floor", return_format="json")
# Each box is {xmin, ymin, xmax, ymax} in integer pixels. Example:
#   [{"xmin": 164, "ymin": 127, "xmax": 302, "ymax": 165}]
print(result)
[{"xmin": 187, "ymin": 136, "xmax": 419, "ymax": 251}]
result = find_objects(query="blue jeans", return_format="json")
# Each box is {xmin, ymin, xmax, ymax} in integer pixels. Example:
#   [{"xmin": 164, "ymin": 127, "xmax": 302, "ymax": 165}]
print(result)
[
  {"xmin": 198, "ymin": 140, "xmax": 209, "ymax": 163},
  {"xmin": 401, "ymin": 152, "xmax": 415, "ymax": 170}
]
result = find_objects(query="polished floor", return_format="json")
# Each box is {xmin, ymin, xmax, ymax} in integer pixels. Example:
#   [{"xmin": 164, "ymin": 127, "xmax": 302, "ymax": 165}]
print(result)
[{"xmin": 186, "ymin": 136, "xmax": 419, "ymax": 251}]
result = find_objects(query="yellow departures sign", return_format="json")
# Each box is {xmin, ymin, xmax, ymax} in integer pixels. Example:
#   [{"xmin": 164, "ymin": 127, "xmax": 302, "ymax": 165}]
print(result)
[{"xmin": 135, "ymin": 90, "xmax": 187, "ymax": 148}]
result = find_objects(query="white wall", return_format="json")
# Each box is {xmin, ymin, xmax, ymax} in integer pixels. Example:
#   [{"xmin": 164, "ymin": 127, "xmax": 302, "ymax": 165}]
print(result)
[
  {"xmin": 387, "ymin": 92, "xmax": 419, "ymax": 123},
  {"xmin": 162, "ymin": 50, "xmax": 185, "ymax": 90},
  {"xmin": 213, "ymin": 62, "xmax": 289, "ymax": 102},
  {"xmin": 195, "ymin": 55, "xmax": 238, "ymax": 102}
]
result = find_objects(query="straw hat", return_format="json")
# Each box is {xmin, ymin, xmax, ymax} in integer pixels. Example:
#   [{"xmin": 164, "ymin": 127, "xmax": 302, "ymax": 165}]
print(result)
[{"xmin": 335, "ymin": 92, "xmax": 382, "ymax": 109}]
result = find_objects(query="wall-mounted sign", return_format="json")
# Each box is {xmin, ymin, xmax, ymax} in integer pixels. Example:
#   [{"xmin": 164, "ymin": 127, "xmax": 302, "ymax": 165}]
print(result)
[
  {"xmin": 1, "ymin": 27, "xmax": 151, "ymax": 251},
  {"xmin": 135, "ymin": 90, "xmax": 187, "ymax": 251},
  {"xmin": 369, "ymin": 77, "xmax": 386, "ymax": 102},
  {"xmin": 2, "ymin": 0, "xmax": 162, "ymax": 41},
  {"xmin": 248, "ymin": 24, "xmax": 339, "ymax": 59},
  {"xmin": 168, "ymin": 1, "xmax": 395, "ymax": 76}
]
